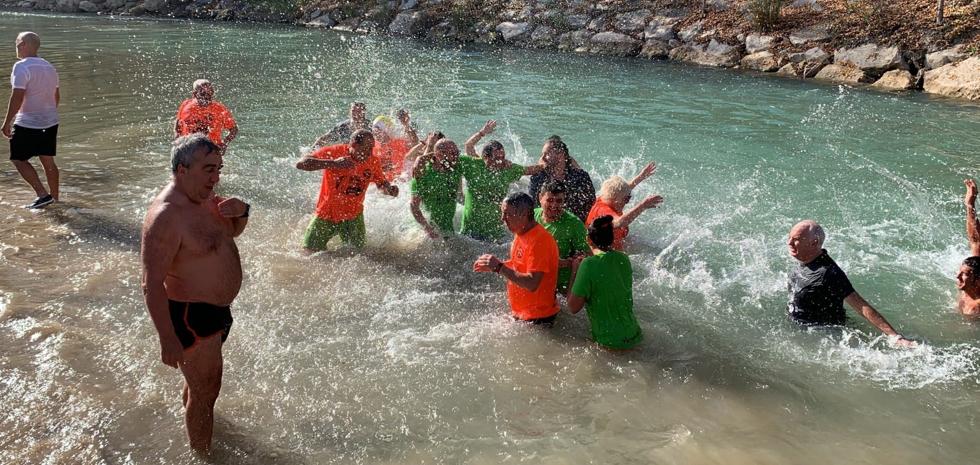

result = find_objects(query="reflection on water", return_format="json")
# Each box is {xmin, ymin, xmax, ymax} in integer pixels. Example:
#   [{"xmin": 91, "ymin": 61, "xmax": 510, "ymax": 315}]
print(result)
[{"xmin": 1, "ymin": 11, "xmax": 979, "ymax": 465}]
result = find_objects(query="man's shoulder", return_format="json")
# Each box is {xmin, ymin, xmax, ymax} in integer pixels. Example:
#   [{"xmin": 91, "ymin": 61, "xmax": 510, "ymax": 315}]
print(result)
[{"xmin": 312, "ymin": 144, "xmax": 349, "ymax": 159}]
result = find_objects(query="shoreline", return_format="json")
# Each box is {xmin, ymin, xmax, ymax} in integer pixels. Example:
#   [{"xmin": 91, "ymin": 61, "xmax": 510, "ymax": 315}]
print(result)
[{"xmin": 1, "ymin": 0, "xmax": 978, "ymax": 104}]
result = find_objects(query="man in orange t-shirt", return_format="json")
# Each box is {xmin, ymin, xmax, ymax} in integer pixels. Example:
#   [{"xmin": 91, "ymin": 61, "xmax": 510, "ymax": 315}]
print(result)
[
  {"xmin": 295, "ymin": 129, "xmax": 399, "ymax": 252},
  {"xmin": 474, "ymin": 192, "xmax": 559, "ymax": 323},
  {"xmin": 174, "ymin": 79, "xmax": 238, "ymax": 151},
  {"xmin": 371, "ymin": 109, "xmax": 419, "ymax": 181}
]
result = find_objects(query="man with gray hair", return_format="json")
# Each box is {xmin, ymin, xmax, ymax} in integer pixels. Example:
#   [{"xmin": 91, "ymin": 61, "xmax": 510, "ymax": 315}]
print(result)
[
  {"xmin": 2, "ymin": 31, "xmax": 60, "ymax": 209},
  {"xmin": 787, "ymin": 220, "xmax": 914, "ymax": 346},
  {"xmin": 141, "ymin": 134, "xmax": 251, "ymax": 453},
  {"xmin": 174, "ymin": 79, "xmax": 238, "ymax": 152}
]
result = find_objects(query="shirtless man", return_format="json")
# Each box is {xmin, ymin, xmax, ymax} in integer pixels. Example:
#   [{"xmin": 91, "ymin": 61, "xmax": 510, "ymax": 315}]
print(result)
[
  {"xmin": 141, "ymin": 134, "xmax": 250, "ymax": 453},
  {"xmin": 959, "ymin": 179, "xmax": 980, "ymax": 317}
]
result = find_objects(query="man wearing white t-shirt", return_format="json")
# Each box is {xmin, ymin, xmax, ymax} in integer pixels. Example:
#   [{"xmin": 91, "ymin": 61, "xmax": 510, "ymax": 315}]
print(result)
[{"xmin": 2, "ymin": 32, "xmax": 60, "ymax": 209}]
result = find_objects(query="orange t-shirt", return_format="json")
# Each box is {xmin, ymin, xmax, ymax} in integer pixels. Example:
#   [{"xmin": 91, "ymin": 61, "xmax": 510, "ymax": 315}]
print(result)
[
  {"xmin": 586, "ymin": 198, "xmax": 627, "ymax": 251},
  {"xmin": 373, "ymin": 138, "xmax": 410, "ymax": 181},
  {"xmin": 311, "ymin": 144, "xmax": 386, "ymax": 222},
  {"xmin": 175, "ymin": 99, "xmax": 236, "ymax": 145},
  {"xmin": 506, "ymin": 223, "xmax": 560, "ymax": 320}
]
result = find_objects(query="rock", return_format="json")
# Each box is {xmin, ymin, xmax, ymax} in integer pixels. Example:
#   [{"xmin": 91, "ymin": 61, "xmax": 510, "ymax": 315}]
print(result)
[
  {"xmin": 777, "ymin": 64, "xmax": 799, "ymax": 77},
  {"xmin": 644, "ymin": 24, "xmax": 675, "ymax": 41},
  {"xmin": 557, "ymin": 30, "xmax": 593, "ymax": 51},
  {"xmin": 143, "ymin": 0, "xmax": 164, "ymax": 12},
  {"xmin": 530, "ymin": 25, "xmax": 557, "ymax": 48},
  {"xmin": 589, "ymin": 32, "xmax": 641, "ymax": 56},
  {"xmin": 127, "ymin": 4, "xmax": 144, "ymax": 14},
  {"xmin": 789, "ymin": 24, "xmax": 831, "ymax": 45},
  {"xmin": 744, "ymin": 34, "xmax": 775, "ymax": 53},
  {"xmin": 78, "ymin": 0, "xmax": 98, "ymax": 11},
  {"xmin": 923, "ymin": 57, "xmax": 980, "ymax": 101},
  {"xmin": 706, "ymin": 0, "xmax": 731, "ymax": 11},
  {"xmin": 870, "ymin": 69, "xmax": 915, "ymax": 91},
  {"xmin": 741, "ymin": 51, "xmax": 780, "ymax": 72},
  {"xmin": 55, "ymin": 0, "xmax": 79, "ymax": 11},
  {"xmin": 615, "ymin": 10, "xmax": 649, "ymax": 32},
  {"xmin": 669, "ymin": 39, "xmax": 741, "ymax": 68},
  {"xmin": 495, "ymin": 21, "xmax": 530, "ymax": 42},
  {"xmin": 640, "ymin": 40, "xmax": 670, "ymax": 60},
  {"xmin": 399, "ymin": 0, "xmax": 416, "ymax": 10},
  {"xmin": 388, "ymin": 12, "xmax": 419, "ymax": 35},
  {"xmin": 789, "ymin": 0, "xmax": 823, "ymax": 11},
  {"xmin": 565, "ymin": 14, "xmax": 589, "ymax": 29},
  {"xmin": 677, "ymin": 21, "xmax": 702, "ymax": 42},
  {"xmin": 833, "ymin": 43, "xmax": 906, "ymax": 74},
  {"xmin": 925, "ymin": 45, "xmax": 965, "ymax": 70},
  {"xmin": 814, "ymin": 64, "xmax": 868, "ymax": 84},
  {"xmin": 788, "ymin": 47, "xmax": 830, "ymax": 65},
  {"xmin": 586, "ymin": 17, "xmax": 606, "ymax": 31}
]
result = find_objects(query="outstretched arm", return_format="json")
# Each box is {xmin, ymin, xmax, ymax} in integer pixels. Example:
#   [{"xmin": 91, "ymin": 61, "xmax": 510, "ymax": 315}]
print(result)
[
  {"xmin": 844, "ymin": 292, "xmax": 915, "ymax": 346},
  {"xmin": 966, "ymin": 179, "xmax": 980, "ymax": 256},
  {"xmin": 629, "ymin": 162, "xmax": 657, "ymax": 189},
  {"xmin": 397, "ymin": 109, "xmax": 419, "ymax": 146},
  {"xmin": 612, "ymin": 195, "xmax": 663, "ymax": 229},
  {"xmin": 465, "ymin": 120, "xmax": 496, "ymax": 157},
  {"xmin": 295, "ymin": 156, "xmax": 354, "ymax": 171}
]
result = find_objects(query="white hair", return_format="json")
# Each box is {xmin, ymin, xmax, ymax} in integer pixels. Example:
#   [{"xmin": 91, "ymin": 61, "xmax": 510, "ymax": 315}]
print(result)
[
  {"xmin": 599, "ymin": 176, "xmax": 632, "ymax": 202},
  {"xmin": 192, "ymin": 79, "xmax": 211, "ymax": 91},
  {"xmin": 796, "ymin": 220, "xmax": 825, "ymax": 246}
]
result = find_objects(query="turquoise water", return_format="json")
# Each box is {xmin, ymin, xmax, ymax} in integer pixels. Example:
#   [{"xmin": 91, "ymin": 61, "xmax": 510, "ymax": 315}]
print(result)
[{"xmin": 0, "ymin": 11, "xmax": 978, "ymax": 465}]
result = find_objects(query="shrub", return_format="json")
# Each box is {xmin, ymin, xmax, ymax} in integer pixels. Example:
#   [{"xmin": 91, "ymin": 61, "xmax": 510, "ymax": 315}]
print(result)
[{"xmin": 749, "ymin": 0, "xmax": 785, "ymax": 32}]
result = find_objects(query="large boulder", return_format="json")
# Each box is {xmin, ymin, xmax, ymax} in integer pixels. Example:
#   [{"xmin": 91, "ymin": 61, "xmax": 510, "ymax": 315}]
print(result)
[
  {"xmin": 640, "ymin": 40, "xmax": 670, "ymax": 60},
  {"xmin": 530, "ymin": 25, "xmax": 557, "ymax": 48},
  {"xmin": 789, "ymin": 24, "xmax": 831, "ymax": 45},
  {"xmin": 741, "ymin": 51, "xmax": 781, "ymax": 72},
  {"xmin": 744, "ymin": 34, "xmax": 775, "ymax": 54},
  {"xmin": 669, "ymin": 39, "xmax": 741, "ymax": 68},
  {"xmin": 925, "ymin": 45, "xmax": 966, "ymax": 70},
  {"xmin": 677, "ymin": 21, "xmax": 702, "ymax": 42},
  {"xmin": 644, "ymin": 24, "xmax": 675, "ymax": 41},
  {"xmin": 814, "ymin": 64, "xmax": 868, "ymax": 84},
  {"xmin": 777, "ymin": 63, "xmax": 799, "ymax": 77},
  {"xmin": 923, "ymin": 57, "xmax": 980, "ymax": 101},
  {"xmin": 399, "ymin": 0, "xmax": 416, "ymax": 10},
  {"xmin": 870, "ymin": 69, "xmax": 916, "ymax": 91},
  {"xmin": 142, "ymin": 0, "xmax": 164, "ymax": 12},
  {"xmin": 589, "ymin": 32, "xmax": 641, "ymax": 56},
  {"xmin": 833, "ymin": 44, "xmax": 906, "ymax": 74},
  {"xmin": 615, "ymin": 10, "xmax": 649, "ymax": 32},
  {"xmin": 557, "ymin": 30, "xmax": 593, "ymax": 51},
  {"xmin": 388, "ymin": 12, "xmax": 420, "ymax": 35},
  {"xmin": 788, "ymin": 47, "xmax": 830, "ymax": 65},
  {"xmin": 496, "ymin": 22, "xmax": 530, "ymax": 42},
  {"xmin": 565, "ymin": 14, "xmax": 590, "ymax": 29},
  {"xmin": 78, "ymin": 0, "xmax": 98, "ymax": 11}
]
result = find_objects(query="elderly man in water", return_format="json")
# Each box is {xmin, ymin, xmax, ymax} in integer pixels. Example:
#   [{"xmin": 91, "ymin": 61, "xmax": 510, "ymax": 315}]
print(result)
[
  {"xmin": 786, "ymin": 220, "xmax": 915, "ymax": 346},
  {"xmin": 174, "ymin": 79, "xmax": 238, "ymax": 153},
  {"xmin": 958, "ymin": 179, "xmax": 980, "ymax": 318},
  {"xmin": 141, "ymin": 134, "xmax": 251, "ymax": 453}
]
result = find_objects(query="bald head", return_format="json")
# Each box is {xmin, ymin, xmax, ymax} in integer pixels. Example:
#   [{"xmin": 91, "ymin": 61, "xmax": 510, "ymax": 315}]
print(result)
[
  {"xmin": 434, "ymin": 139, "xmax": 460, "ymax": 166},
  {"xmin": 15, "ymin": 32, "xmax": 40, "ymax": 58},
  {"xmin": 788, "ymin": 220, "xmax": 825, "ymax": 263}
]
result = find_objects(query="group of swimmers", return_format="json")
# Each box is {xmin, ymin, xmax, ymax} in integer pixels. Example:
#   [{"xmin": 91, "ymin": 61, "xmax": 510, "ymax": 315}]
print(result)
[{"xmin": 7, "ymin": 30, "xmax": 979, "ymax": 455}]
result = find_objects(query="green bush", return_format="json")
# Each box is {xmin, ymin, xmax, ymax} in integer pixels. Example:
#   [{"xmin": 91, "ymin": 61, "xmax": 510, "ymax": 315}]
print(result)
[{"xmin": 749, "ymin": 0, "xmax": 785, "ymax": 31}]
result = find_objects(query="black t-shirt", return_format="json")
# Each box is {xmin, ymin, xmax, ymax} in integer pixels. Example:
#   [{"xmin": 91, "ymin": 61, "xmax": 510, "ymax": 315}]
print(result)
[
  {"xmin": 529, "ymin": 167, "xmax": 596, "ymax": 223},
  {"xmin": 787, "ymin": 250, "xmax": 855, "ymax": 326}
]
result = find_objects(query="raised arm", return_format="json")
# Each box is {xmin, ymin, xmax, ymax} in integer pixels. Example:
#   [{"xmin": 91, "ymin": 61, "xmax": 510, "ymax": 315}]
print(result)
[
  {"xmin": 844, "ymin": 292, "xmax": 915, "ymax": 346},
  {"xmin": 629, "ymin": 162, "xmax": 657, "ymax": 189},
  {"xmin": 613, "ymin": 195, "xmax": 663, "ymax": 229},
  {"xmin": 140, "ymin": 207, "xmax": 184, "ymax": 368},
  {"xmin": 295, "ymin": 156, "xmax": 354, "ymax": 171},
  {"xmin": 1, "ymin": 88, "xmax": 26, "ymax": 138},
  {"xmin": 464, "ymin": 120, "xmax": 496, "ymax": 157},
  {"xmin": 397, "ymin": 109, "xmax": 419, "ymax": 146},
  {"xmin": 966, "ymin": 179, "xmax": 980, "ymax": 256}
]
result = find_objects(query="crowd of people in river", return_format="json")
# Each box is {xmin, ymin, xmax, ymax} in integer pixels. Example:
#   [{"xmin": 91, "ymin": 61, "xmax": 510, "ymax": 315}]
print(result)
[{"xmin": 5, "ymin": 31, "xmax": 980, "ymax": 454}]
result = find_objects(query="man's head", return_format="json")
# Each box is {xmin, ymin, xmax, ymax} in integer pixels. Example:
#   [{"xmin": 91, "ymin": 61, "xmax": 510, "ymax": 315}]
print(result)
[
  {"xmin": 350, "ymin": 102, "xmax": 366, "ymax": 123},
  {"xmin": 501, "ymin": 192, "xmax": 535, "ymax": 235},
  {"xmin": 541, "ymin": 135, "xmax": 569, "ymax": 168},
  {"xmin": 481, "ymin": 140, "xmax": 506, "ymax": 167},
  {"xmin": 192, "ymin": 79, "xmax": 214, "ymax": 105},
  {"xmin": 598, "ymin": 176, "xmax": 632, "ymax": 210},
  {"xmin": 588, "ymin": 215, "xmax": 615, "ymax": 251},
  {"xmin": 957, "ymin": 256, "xmax": 980, "ymax": 291},
  {"xmin": 434, "ymin": 139, "xmax": 460, "ymax": 167},
  {"xmin": 15, "ymin": 32, "xmax": 39, "ymax": 59},
  {"xmin": 349, "ymin": 129, "xmax": 375, "ymax": 161},
  {"xmin": 371, "ymin": 115, "xmax": 394, "ymax": 144},
  {"xmin": 787, "ymin": 220, "xmax": 825, "ymax": 263},
  {"xmin": 538, "ymin": 180, "xmax": 567, "ymax": 220},
  {"xmin": 171, "ymin": 134, "xmax": 222, "ymax": 203}
]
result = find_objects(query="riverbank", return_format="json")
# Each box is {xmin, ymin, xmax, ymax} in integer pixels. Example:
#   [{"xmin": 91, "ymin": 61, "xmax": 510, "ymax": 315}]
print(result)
[{"xmin": 2, "ymin": 0, "xmax": 979, "ymax": 101}]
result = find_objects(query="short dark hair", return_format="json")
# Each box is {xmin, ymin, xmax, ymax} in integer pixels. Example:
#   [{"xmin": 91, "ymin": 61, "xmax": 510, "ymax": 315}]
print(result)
[
  {"xmin": 964, "ymin": 256, "xmax": 980, "ymax": 276},
  {"xmin": 481, "ymin": 140, "xmax": 504, "ymax": 158},
  {"xmin": 503, "ymin": 192, "xmax": 534, "ymax": 220},
  {"xmin": 539, "ymin": 180, "xmax": 566, "ymax": 197},
  {"xmin": 588, "ymin": 215, "xmax": 615, "ymax": 250},
  {"xmin": 171, "ymin": 134, "xmax": 219, "ymax": 174},
  {"xmin": 351, "ymin": 128, "xmax": 374, "ymax": 146},
  {"xmin": 546, "ymin": 135, "xmax": 569, "ymax": 158}
]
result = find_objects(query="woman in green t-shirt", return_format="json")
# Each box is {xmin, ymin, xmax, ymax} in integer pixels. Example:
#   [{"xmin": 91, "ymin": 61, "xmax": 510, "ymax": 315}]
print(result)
[{"xmin": 567, "ymin": 215, "xmax": 643, "ymax": 350}]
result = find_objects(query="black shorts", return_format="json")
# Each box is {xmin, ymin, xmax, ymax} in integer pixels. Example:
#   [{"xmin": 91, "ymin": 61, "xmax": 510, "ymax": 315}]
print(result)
[
  {"xmin": 168, "ymin": 300, "xmax": 234, "ymax": 349},
  {"xmin": 9, "ymin": 124, "xmax": 58, "ymax": 161}
]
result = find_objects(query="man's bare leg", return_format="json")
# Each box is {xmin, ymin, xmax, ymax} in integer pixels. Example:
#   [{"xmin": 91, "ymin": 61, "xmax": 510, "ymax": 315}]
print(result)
[
  {"xmin": 179, "ymin": 333, "xmax": 223, "ymax": 454},
  {"xmin": 38, "ymin": 156, "xmax": 59, "ymax": 200},
  {"xmin": 11, "ymin": 160, "xmax": 47, "ymax": 197}
]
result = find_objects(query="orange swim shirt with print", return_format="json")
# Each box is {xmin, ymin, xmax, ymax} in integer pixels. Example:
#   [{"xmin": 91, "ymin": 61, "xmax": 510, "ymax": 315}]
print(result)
[
  {"xmin": 505, "ymin": 223, "xmax": 560, "ymax": 320},
  {"xmin": 175, "ymin": 99, "xmax": 236, "ymax": 145},
  {"xmin": 311, "ymin": 144, "xmax": 386, "ymax": 222}
]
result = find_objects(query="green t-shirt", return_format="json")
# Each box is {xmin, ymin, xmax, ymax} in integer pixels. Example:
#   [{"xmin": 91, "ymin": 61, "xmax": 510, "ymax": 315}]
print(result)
[
  {"xmin": 570, "ymin": 250, "xmax": 642, "ymax": 349},
  {"xmin": 458, "ymin": 156, "xmax": 525, "ymax": 241},
  {"xmin": 534, "ymin": 207, "xmax": 590, "ymax": 290},
  {"xmin": 410, "ymin": 162, "xmax": 462, "ymax": 234}
]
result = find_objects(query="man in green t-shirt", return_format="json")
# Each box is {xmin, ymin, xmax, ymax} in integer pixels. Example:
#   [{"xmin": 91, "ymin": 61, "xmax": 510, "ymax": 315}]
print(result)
[
  {"xmin": 410, "ymin": 136, "xmax": 462, "ymax": 239},
  {"xmin": 459, "ymin": 120, "xmax": 544, "ymax": 241},
  {"xmin": 534, "ymin": 180, "xmax": 591, "ymax": 291},
  {"xmin": 567, "ymin": 215, "xmax": 642, "ymax": 350}
]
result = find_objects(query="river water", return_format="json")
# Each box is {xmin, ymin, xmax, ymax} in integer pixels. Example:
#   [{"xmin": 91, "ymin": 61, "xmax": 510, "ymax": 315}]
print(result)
[{"xmin": 1, "ymin": 11, "xmax": 979, "ymax": 465}]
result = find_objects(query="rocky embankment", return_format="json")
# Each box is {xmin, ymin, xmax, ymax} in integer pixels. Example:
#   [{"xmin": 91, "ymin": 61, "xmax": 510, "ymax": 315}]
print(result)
[{"xmin": 4, "ymin": 0, "xmax": 979, "ymax": 102}]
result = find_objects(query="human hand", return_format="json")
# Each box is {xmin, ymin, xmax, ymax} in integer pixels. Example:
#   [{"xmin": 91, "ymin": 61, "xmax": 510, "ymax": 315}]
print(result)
[
  {"xmin": 1, "ymin": 123, "xmax": 11, "ymax": 139},
  {"xmin": 965, "ymin": 179, "xmax": 977, "ymax": 207},
  {"xmin": 893, "ymin": 336, "xmax": 918, "ymax": 348},
  {"xmin": 397, "ymin": 109, "xmax": 410, "ymax": 126},
  {"xmin": 160, "ymin": 335, "xmax": 184, "ymax": 368},
  {"xmin": 636, "ymin": 162, "xmax": 657, "ymax": 182},
  {"xmin": 425, "ymin": 132, "xmax": 440, "ymax": 148},
  {"xmin": 217, "ymin": 197, "xmax": 249, "ymax": 218},
  {"xmin": 383, "ymin": 184, "xmax": 399, "ymax": 197},
  {"xmin": 640, "ymin": 194, "xmax": 664, "ymax": 210},
  {"xmin": 473, "ymin": 253, "xmax": 501, "ymax": 272},
  {"xmin": 480, "ymin": 119, "xmax": 496, "ymax": 136}
]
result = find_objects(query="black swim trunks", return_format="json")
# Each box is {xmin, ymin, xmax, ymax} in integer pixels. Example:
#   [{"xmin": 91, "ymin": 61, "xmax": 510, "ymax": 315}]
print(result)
[
  {"xmin": 168, "ymin": 300, "xmax": 234, "ymax": 349},
  {"xmin": 9, "ymin": 124, "xmax": 57, "ymax": 161}
]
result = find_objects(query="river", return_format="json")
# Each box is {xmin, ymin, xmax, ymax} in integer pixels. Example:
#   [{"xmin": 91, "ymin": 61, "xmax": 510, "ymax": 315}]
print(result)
[{"xmin": 1, "ymin": 11, "xmax": 978, "ymax": 465}]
